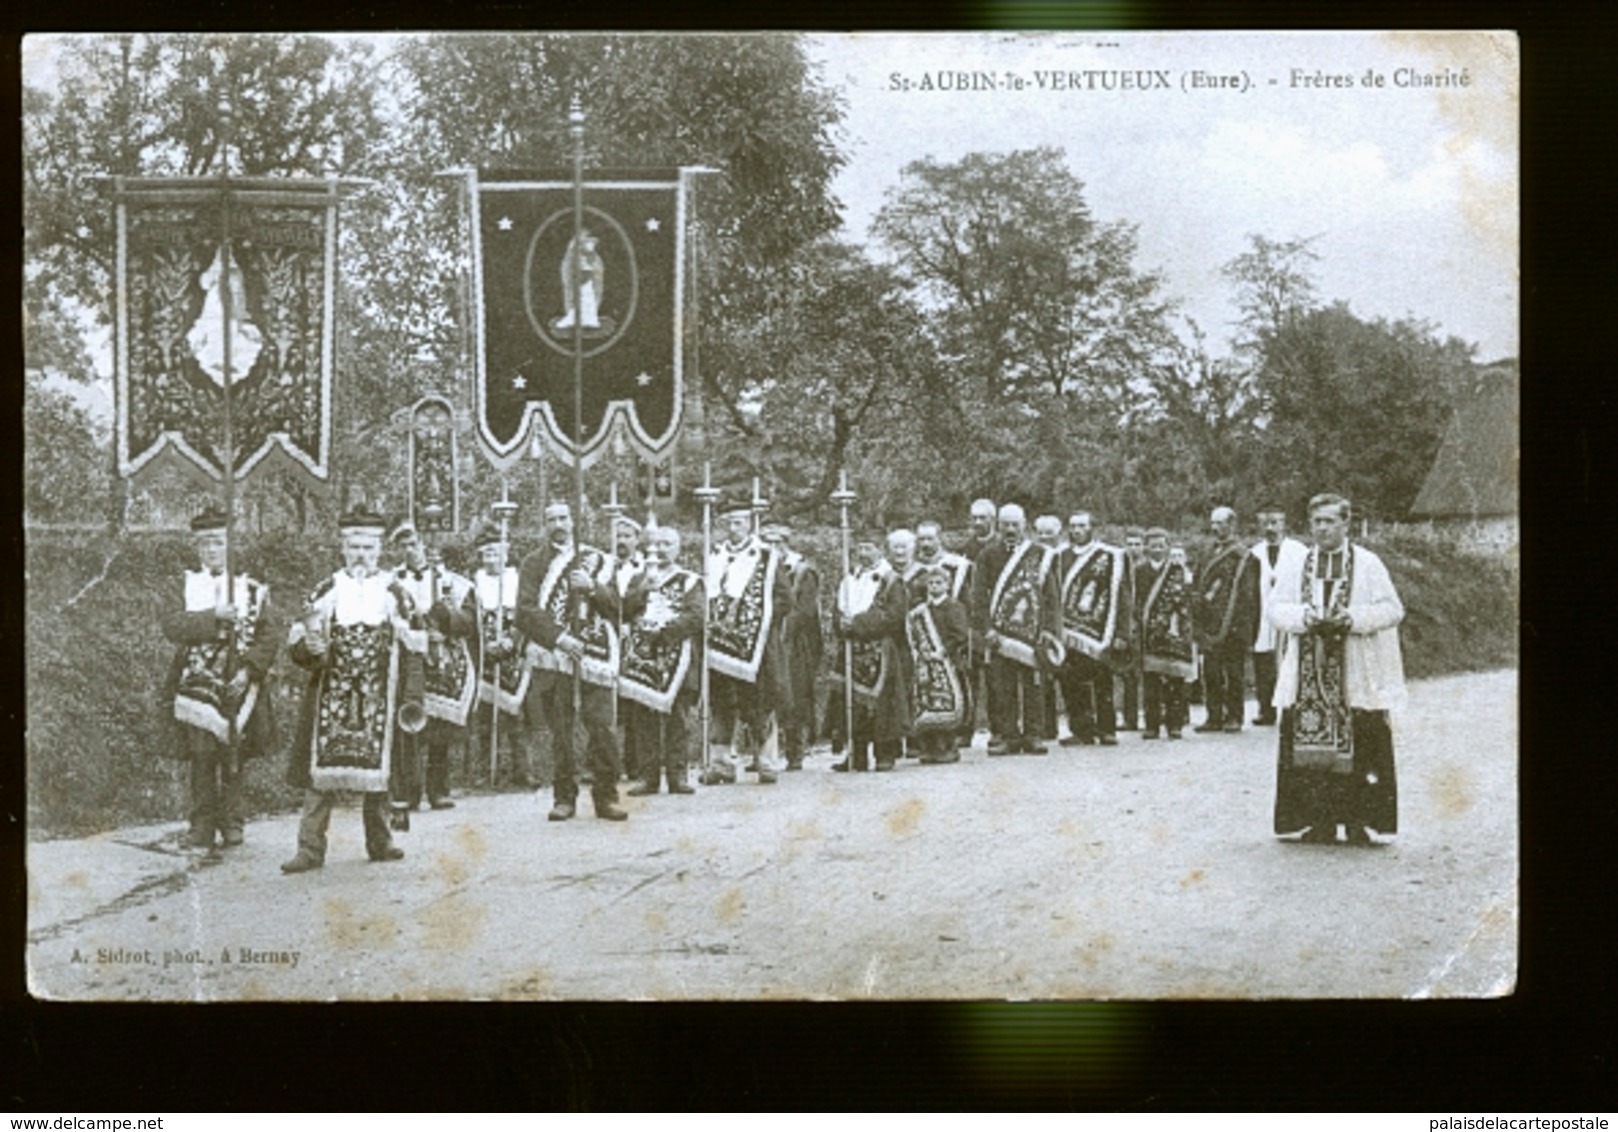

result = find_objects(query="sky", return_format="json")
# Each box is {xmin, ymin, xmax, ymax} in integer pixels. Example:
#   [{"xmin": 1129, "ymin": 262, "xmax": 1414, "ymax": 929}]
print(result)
[{"xmin": 807, "ymin": 31, "xmax": 1518, "ymax": 362}]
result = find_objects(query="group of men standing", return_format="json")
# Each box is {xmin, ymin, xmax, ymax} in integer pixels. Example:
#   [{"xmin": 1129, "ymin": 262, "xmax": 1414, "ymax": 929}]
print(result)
[{"xmin": 158, "ymin": 490, "xmax": 1407, "ymax": 869}]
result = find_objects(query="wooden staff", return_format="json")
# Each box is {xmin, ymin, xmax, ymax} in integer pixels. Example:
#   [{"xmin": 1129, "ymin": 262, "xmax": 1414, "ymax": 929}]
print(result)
[
  {"xmin": 489, "ymin": 480, "xmax": 518, "ymax": 781},
  {"xmin": 603, "ymin": 479, "xmax": 626, "ymax": 732},
  {"xmin": 693, "ymin": 462, "xmax": 721, "ymax": 774},
  {"xmin": 830, "ymin": 470, "xmax": 857, "ymax": 766}
]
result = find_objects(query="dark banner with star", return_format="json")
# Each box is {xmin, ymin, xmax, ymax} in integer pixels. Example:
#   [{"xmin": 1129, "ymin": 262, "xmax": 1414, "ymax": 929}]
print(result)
[
  {"xmin": 114, "ymin": 177, "xmax": 338, "ymax": 486},
  {"xmin": 470, "ymin": 168, "xmax": 686, "ymax": 470}
]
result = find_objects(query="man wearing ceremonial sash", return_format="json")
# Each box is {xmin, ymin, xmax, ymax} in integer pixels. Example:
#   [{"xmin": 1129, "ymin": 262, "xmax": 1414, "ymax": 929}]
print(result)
[
  {"xmin": 1249, "ymin": 504, "xmax": 1310, "ymax": 727},
  {"xmin": 1115, "ymin": 526, "xmax": 1148, "ymax": 732},
  {"xmin": 621, "ymin": 524, "xmax": 705, "ymax": 796},
  {"xmin": 907, "ymin": 565, "xmax": 969, "ymax": 764},
  {"xmin": 962, "ymin": 499, "xmax": 999, "ymax": 748},
  {"xmin": 701, "ymin": 502, "xmax": 789, "ymax": 785},
  {"xmin": 760, "ymin": 523, "xmax": 823, "ymax": 772},
  {"xmin": 914, "ymin": 521, "xmax": 972, "ymax": 603},
  {"xmin": 1271, "ymin": 494, "xmax": 1405, "ymax": 845},
  {"xmin": 599, "ymin": 515, "xmax": 645, "ymax": 779},
  {"xmin": 1135, "ymin": 528, "xmax": 1195, "ymax": 740},
  {"xmin": 471, "ymin": 525, "xmax": 533, "ymax": 788},
  {"xmin": 281, "ymin": 507, "xmax": 424, "ymax": 873},
  {"xmin": 830, "ymin": 530, "xmax": 913, "ymax": 773},
  {"xmin": 1194, "ymin": 506, "xmax": 1262, "ymax": 734},
  {"xmin": 159, "ymin": 508, "xmax": 279, "ymax": 850},
  {"xmin": 389, "ymin": 522, "xmax": 477, "ymax": 811},
  {"xmin": 517, "ymin": 501, "xmax": 628, "ymax": 822},
  {"xmin": 1033, "ymin": 516, "xmax": 1066, "ymax": 742},
  {"xmin": 1055, "ymin": 512, "xmax": 1134, "ymax": 748},
  {"xmin": 973, "ymin": 504, "xmax": 1063, "ymax": 756}
]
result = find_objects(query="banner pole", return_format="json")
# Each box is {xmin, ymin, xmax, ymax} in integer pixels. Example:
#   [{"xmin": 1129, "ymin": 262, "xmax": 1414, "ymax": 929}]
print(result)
[
  {"xmin": 694, "ymin": 462, "xmax": 720, "ymax": 775},
  {"xmin": 569, "ymin": 92, "xmax": 587, "ymax": 717},
  {"xmin": 831, "ymin": 470, "xmax": 857, "ymax": 770},
  {"xmin": 216, "ymin": 94, "xmax": 242, "ymax": 786}
]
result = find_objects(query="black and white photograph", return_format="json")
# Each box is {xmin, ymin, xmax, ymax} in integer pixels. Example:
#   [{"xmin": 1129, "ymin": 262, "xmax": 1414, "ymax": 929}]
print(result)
[{"xmin": 23, "ymin": 30, "xmax": 1518, "ymax": 1001}]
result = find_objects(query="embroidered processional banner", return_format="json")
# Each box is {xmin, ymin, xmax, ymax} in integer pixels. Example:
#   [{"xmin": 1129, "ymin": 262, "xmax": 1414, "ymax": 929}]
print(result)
[
  {"xmin": 114, "ymin": 178, "xmax": 337, "ymax": 485},
  {"xmin": 469, "ymin": 168, "xmax": 687, "ymax": 469}
]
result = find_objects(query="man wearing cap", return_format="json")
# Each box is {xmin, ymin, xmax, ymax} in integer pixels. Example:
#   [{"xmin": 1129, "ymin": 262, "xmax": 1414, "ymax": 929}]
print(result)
[
  {"xmin": 471, "ymin": 523, "xmax": 533, "ymax": 788},
  {"xmin": 516, "ymin": 501, "xmax": 627, "ymax": 821},
  {"xmin": 621, "ymin": 523, "xmax": 705, "ymax": 796},
  {"xmin": 159, "ymin": 507, "xmax": 280, "ymax": 850},
  {"xmin": 390, "ymin": 522, "xmax": 477, "ymax": 811},
  {"xmin": 702, "ymin": 501, "xmax": 790, "ymax": 785},
  {"xmin": 830, "ymin": 529, "xmax": 912, "ymax": 772},
  {"xmin": 973, "ymin": 503, "xmax": 1064, "ymax": 755},
  {"xmin": 282, "ymin": 506, "xmax": 425, "ymax": 873},
  {"xmin": 1249, "ymin": 504, "xmax": 1309, "ymax": 726},
  {"xmin": 1055, "ymin": 511, "xmax": 1134, "ymax": 747},
  {"xmin": 760, "ymin": 522, "xmax": 822, "ymax": 772},
  {"xmin": 1194, "ymin": 506, "xmax": 1261, "ymax": 734},
  {"xmin": 1115, "ymin": 526, "xmax": 1148, "ymax": 732}
]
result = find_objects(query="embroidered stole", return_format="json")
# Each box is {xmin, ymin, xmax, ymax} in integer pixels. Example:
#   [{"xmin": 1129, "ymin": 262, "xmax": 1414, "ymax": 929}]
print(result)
[
  {"xmin": 706, "ymin": 538, "xmax": 779, "ymax": 684},
  {"xmin": 307, "ymin": 571, "xmax": 397, "ymax": 792},
  {"xmin": 1061, "ymin": 543, "xmax": 1123, "ymax": 659},
  {"xmin": 394, "ymin": 567, "xmax": 476, "ymax": 727},
  {"xmin": 907, "ymin": 601, "xmax": 965, "ymax": 732},
  {"xmin": 1200, "ymin": 543, "xmax": 1252, "ymax": 643},
  {"xmin": 531, "ymin": 544, "xmax": 621, "ymax": 689},
  {"xmin": 475, "ymin": 567, "xmax": 530, "ymax": 715},
  {"xmin": 1140, "ymin": 561, "xmax": 1196, "ymax": 679},
  {"xmin": 831, "ymin": 568, "xmax": 889, "ymax": 705},
  {"xmin": 1290, "ymin": 546, "xmax": 1356, "ymax": 772},
  {"xmin": 619, "ymin": 567, "xmax": 697, "ymax": 714},
  {"xmin": 174, "ymin": 571, "xmax": 265, "ymax": 743},
  {"xmin": 988, "ymin": 542, "xmax": 1056, "ymax": 668}
]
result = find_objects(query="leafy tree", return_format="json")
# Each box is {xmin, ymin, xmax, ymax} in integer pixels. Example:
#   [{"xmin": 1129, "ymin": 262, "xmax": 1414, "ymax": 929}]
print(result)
[
  {"xmin": 872, "ymin": 147, "xmax": 1174, "ymax": 405},
  {"xmin": 1254, "ymin": 303, "xmax": 1476, "ymax": 519}
]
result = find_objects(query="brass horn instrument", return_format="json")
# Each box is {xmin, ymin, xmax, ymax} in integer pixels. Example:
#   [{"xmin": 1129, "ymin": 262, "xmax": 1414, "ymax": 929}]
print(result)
[{"xmin": 396, "ymin": 590, "xmax": 429, "ymax": 735}]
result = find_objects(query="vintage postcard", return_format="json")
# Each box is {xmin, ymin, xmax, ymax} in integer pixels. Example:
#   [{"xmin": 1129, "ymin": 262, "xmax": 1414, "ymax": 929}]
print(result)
[{"xmin": 23, "ymin": 30, "xmax": 1518, "ymax": 1000}]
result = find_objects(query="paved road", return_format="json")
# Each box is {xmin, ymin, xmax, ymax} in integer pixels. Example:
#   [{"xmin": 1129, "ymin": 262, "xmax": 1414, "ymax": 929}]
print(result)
[{"xmin": 27, "ymin": 669, "xmax": 1516, "ymax": 1000}]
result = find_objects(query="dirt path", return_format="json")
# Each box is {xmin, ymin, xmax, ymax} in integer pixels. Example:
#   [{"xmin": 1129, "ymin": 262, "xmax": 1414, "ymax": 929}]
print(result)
[{"xmin": 27, "ymin": 669, "xmax": 1516, "ymax": 1000}]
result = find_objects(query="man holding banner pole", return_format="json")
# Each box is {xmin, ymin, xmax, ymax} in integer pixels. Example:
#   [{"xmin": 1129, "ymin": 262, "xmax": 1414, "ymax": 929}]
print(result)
[{"xmin": 516, "ymin": 501, "xmax": 627, "ymax": 822}]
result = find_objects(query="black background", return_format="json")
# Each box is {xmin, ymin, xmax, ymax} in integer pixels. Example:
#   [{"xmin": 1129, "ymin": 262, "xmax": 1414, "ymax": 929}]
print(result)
[{"xmin": 4, "ymin": 0, "xmax": 1613, "ymax": 1112}]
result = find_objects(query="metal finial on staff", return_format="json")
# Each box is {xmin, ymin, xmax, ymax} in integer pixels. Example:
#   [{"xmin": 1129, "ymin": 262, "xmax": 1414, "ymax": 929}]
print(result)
[
  {"xmin": 831, "ymin": 469, "xmax": 858, "ymax": 769},
  {"xmin": 694, "ymin": 461, "xmax": 722, "ymax": 776},
  {"xmin": 489, "ymin": 480, "xmax": 519, "ymax": 782}
]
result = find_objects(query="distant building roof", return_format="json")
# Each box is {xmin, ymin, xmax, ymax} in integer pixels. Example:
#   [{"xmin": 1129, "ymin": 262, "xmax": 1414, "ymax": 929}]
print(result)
[{"xmin": 1411, "ymin": 367, "xmax": 1518, "ymax": 519}]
